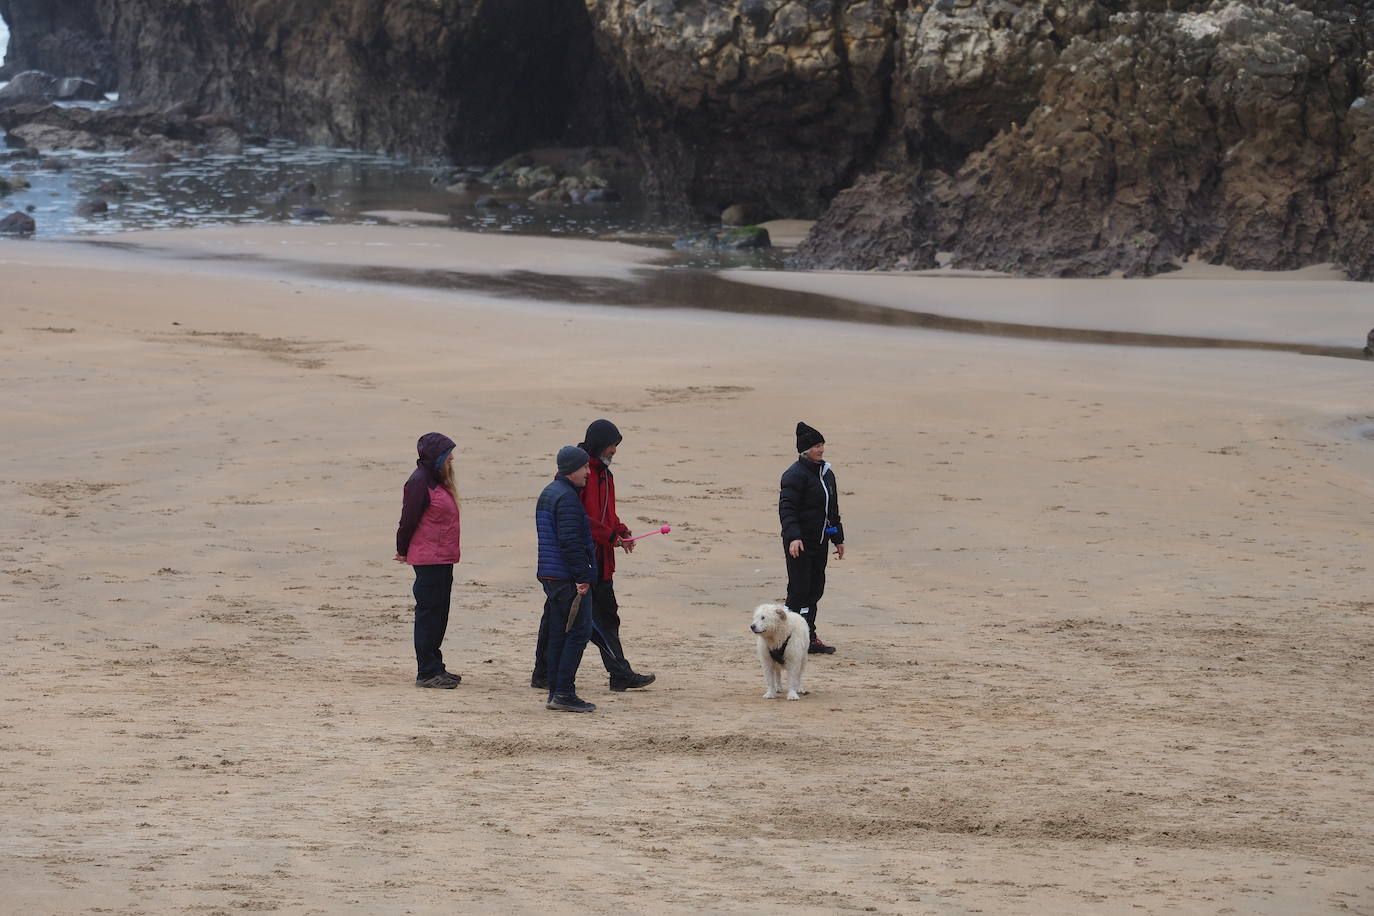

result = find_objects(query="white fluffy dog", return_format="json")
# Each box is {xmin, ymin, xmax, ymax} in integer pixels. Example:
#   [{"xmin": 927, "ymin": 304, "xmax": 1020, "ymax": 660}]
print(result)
[{"xmin": 750, "ymin": 603, "xmax": 810, "ymax": 700}]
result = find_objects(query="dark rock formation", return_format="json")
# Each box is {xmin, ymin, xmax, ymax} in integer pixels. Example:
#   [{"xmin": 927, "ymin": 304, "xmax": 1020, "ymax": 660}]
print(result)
[
  {"xmin": 674, "ymin": 226, "xmax": 772, "ymax": 251},
  {"xmin": 0, "ymin": 0, "xmax": 114, "ymax": 89},
  {"xmin": 794, "ymin": 172, "xmax": 934, "ymax": 271},
  {"xmin": 0, "ymin": 210, "xmax": 36, "ymax": 234},
  {"xmin": 7, "ymin": 0, "xmax": 617, "ymax": 163},
  {"xmin": 0, "ymin": 70, "xmax": 60, "ymax": 107},
  {"xmin": 1, "ymin": 0, "xmax": 1371, "ymax": 279},
  {"xmin": 794, "ymin": 0, "xmax": 1374, "ymax": 280},
  {"xmin": 55, "ymin": 77, "xmax": 104, "ymax": 101},
  {"xmin": 0, "ymin": 102, "xmax": 235, "ymax": 155},
  {"xmin": 584, "ymin": 0, "xmax": 898, "ymax": 219}
]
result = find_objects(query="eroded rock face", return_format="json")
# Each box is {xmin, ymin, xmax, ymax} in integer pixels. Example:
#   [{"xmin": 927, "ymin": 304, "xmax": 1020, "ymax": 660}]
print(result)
[
  {"xmin": 936, "ymin": 1, "xmax": 1370, "ymax": 277},
  {"xmin": 793, "ymin": 171, "xmax": 934, "ymax": 270},
  {"xmin": 2, "ymin": 0, "xmax": 1371, "ymax": 278},
  {"xmin": 2, "ymin": 0, "xmax": 615, "ymax": 162},
  {"xmin": 0, "ymin": 0, "xmax": 114, "ymax": 88},
  {"xmin": 0, "ymin": 102, "xmax": 235, "ymax": 155},
  {"xmin": 584, "ymin": 0, "xmax": 898, "ymax": 218},
  {"xmin": 798, "ymin": 0, "xmax": 1374, "ymax": 279}
]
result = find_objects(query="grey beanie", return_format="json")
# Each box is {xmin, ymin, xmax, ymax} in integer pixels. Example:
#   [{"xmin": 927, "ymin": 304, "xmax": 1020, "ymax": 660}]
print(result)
[{"xmin": 556, "ymin": 445, "xmax": 590, "ymax": 476}]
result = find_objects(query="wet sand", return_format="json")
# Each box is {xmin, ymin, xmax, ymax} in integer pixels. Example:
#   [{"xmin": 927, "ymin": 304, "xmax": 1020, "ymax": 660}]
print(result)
[{"xmin": 1, "ymin": 226, "xmax": 1372, "ymax": 914}]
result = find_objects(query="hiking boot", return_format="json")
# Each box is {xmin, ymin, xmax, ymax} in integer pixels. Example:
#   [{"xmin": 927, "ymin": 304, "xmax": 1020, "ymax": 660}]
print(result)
[
  {"xmin": 416, "ymin": 674, "xmax": 458, "ymax": 689},
  {"xmin": 438, "ymin": 671, "xmax": 461, "ymax": 685},
  {"xmin": 530, "ymin": 674, "xmax": 549, "ymax": 690},
  {"xmin": 609, "ymin": 672, "xmax": 656, "ymax": 692},
  {"xmin": 546, "ymin": 694, "xmax": 596, "ymax": 713},
  {"xmin": 808, "ymin": 638, "xmax": 836, "ymax": 654}
]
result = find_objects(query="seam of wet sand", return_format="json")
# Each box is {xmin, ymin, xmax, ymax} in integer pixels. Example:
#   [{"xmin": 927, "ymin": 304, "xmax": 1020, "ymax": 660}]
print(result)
[{"xmin": 64, "ymin": 237, "xmax": 1371, "ymax": 362}]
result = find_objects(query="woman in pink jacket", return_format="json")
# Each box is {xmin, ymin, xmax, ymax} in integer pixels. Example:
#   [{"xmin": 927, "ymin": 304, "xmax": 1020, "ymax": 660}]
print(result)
[{"xmin": 394, "ymin": 432, "xmax": 462, "ymax": 688}]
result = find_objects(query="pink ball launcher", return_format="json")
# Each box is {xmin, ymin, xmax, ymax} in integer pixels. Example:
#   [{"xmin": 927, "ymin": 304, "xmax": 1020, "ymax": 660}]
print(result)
[{"xmin": 622, "ymin": 525, "xmax": 671, "ymax": 543}]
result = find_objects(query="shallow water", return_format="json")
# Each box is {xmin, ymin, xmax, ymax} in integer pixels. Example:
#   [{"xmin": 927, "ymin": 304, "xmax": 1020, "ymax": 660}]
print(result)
[{"xmin": 0, "ymin": 119, "xmax": 782, "ymax": 269}]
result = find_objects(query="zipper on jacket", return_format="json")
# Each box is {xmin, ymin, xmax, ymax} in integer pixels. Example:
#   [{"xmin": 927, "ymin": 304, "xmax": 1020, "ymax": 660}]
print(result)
[{"xmin": 817, "ymin": 460, "xmax": 832, "ymax": 544}]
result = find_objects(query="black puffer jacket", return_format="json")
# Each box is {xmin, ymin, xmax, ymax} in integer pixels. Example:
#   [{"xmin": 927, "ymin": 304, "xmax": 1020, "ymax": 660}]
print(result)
[{"xmin": 779, "ymin": 458, "xmax": 844, "ymax": 547}]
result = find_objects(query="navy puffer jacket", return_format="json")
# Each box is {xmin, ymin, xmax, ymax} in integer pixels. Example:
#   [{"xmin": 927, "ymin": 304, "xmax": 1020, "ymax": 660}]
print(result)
[{"xmin": 536, "ymin": 476, "xmax": 596, "ymax": 582}]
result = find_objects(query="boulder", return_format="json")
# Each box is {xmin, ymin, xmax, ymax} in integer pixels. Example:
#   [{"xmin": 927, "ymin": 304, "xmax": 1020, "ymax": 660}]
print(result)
[
  {"xmin": 791, "ymin": 172, "xmax": 935, "ymax": 271},
  {"xmin": 529, "ymin": 186, "xmax": 572, "ymax": 204},
  {"xmin": 0, "ymin": 71, "xmax": 61, "ymax": 108},
  {"xmin": 76, "ymin": 198, "xmax": 109, "ymax": 216},
  {"xmin": 9, "ymin": 121, "xmax": 104, "ymax": 152},
  {"xmin": 55, "ymin": 77, "xmax": 104, "ymax": 102},
  {"xmin": 0, "ymin": 211, "xmax": 37, "ymax": 235},
  {"xmin": 473, "ymin": 196, "xmax": 504, "ymax": 208},
  {"xmin": 524, "ymin": 186, "xmax": 568, "ymax": 201},
  {"xmin": 514, "ymin": 165, "xmax": 560, "ymax": 189},
  {"xmin": 721, "ymin": 203, "xmax": 761, "ymax": 227},
  {"xmin": 673, "ymin": 226, "xmax": 771, "ymax": 251},
  {"xmin": 126, "ymin": 147, "xmax": 178, "ymax": 164},
  {"xmin": 203, "ymin": 126, "xmax": 243, "ymax": 154},
  {"xmin": 291, "ymin": 205, "xmax": 330, "ymax": 220}
]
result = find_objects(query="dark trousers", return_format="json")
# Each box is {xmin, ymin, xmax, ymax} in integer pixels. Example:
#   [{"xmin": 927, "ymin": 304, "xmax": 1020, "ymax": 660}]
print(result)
[
  {"xmin": 589, "ymin": 579, "xmax": 634, "ymax": 683},
  {"xmin": 539, "ymin": 579, "xmax": 593, "ymax": 696},
  {"xmin": 784, "ymin": 541, "xmax": 828, "ymax": 639},
  {"xmin": 534, "ymin": 578, "xmax": 633, "ymax": 683},
  {"xmin": 412, "ymin": 563, "xmax": 453, "ymax": 679}
]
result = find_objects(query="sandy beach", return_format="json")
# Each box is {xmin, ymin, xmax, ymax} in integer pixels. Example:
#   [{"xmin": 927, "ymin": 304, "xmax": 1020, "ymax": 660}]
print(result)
[{"xmin": 2, "ymin": 226, "xmax": 1372, "ymax": 914}]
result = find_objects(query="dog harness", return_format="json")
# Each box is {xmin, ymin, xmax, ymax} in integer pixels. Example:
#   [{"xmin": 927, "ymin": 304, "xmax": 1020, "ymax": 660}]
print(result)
[{"xmin": 769, "ymin": 635, "xmax": 790, "ymax": 665}]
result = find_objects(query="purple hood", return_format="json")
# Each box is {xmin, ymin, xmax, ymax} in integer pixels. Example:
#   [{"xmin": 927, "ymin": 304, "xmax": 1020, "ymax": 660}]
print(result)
[{"xmin": 415, "ymin": 432, "xmax": 456, "ymax": 487}]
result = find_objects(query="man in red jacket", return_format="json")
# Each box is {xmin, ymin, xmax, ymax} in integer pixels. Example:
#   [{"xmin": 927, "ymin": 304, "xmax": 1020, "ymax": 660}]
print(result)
[{"xmin": 574, "ymin": 419, "xmax": 655, "ymax": 691}]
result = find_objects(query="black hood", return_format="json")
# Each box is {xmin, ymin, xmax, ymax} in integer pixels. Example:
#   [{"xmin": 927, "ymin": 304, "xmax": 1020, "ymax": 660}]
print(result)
[{"xmin": 578, "ymin": 419, "xmax": 622, "ymax": 460}]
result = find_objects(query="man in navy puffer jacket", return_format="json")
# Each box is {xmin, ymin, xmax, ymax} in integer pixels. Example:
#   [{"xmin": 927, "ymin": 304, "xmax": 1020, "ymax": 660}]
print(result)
[{"xmin": 534, "ymin": 446, "xmax": 598, "ymax": 713}]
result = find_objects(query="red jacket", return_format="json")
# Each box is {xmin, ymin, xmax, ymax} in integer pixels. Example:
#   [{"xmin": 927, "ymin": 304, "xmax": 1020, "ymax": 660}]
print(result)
[{"xmin": 579, "ymin": 456, "xmax": 630, "ymax": 581}]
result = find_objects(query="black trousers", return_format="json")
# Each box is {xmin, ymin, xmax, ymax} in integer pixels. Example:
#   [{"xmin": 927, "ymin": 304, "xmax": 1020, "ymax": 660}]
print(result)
[
  {"xmin": 784, "ymin": 541, "xmax": 828, "ymax": 639},
  {"xmin": 534, "ymin": 578, "xmax": 633, "ymax": 683},
  {"xmin": 412, "ymin": 563, "xmax": 453, "ymax": 679}
]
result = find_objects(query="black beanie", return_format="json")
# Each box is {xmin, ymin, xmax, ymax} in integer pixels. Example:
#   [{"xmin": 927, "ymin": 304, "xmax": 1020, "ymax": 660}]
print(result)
[
  {"xmin": 557, "ymin": 445, "xmax": 590, "ymax": 476},
  {"xmin": 796, "ymin": 421, "xmax": 824, "ymax": 453}
]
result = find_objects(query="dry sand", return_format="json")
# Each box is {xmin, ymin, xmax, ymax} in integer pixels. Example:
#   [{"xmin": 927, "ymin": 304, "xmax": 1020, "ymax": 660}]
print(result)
[{"xmin": 1, "ymin": 226, "xmax": 1372, "ymax": 914}]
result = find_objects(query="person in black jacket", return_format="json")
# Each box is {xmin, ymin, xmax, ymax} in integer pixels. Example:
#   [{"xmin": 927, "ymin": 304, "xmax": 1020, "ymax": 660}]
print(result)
[{"xmin": 779, "ymin": 421, "xmax": 846, "ymax": 654}]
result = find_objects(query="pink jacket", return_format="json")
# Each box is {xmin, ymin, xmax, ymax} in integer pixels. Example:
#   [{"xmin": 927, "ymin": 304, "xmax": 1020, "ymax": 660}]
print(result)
[{"xmin": 405, "ymin": 485, "xmax": 461, "ymax": 566}]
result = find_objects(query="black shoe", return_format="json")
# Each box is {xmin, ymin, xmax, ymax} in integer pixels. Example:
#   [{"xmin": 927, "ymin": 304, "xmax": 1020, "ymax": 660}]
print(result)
[
  {"xmin": 609, "ymin": 672, "xmax": 656, "ymax": 692},
  {"xmin": 416, "ymin": 674, "xmax": 458, "ymax": 689},
  {"xmin": 546, "ymin": 693, "xmax": 596, "ymax": 713},
  {"xmin": 808, "ymin": 638, "xmax": 836, "ymax": 654},
  {"xmin": 530, "ymin": 674, "xmax": 549, "ymax": 690},
  {"xmin": 438, "ymin": 671, "xmax": 461, "ymax": 685}
]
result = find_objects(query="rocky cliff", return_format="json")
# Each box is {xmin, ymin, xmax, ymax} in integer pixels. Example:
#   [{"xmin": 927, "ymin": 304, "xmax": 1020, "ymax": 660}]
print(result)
[
  {"xmin": 795, "ymin": 0, "xmax": 1374, "ymax": 278},
  {"xmin": 2, "ymin": 0, "xmax": 1371, "ymax": 279},
  {"xmin": 0, "ymin": 0, "xmax": 114, "ymax": 89},
  {"xmin": 3, "ymin": 0, "xmax": 614, "ymax": 161}
]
